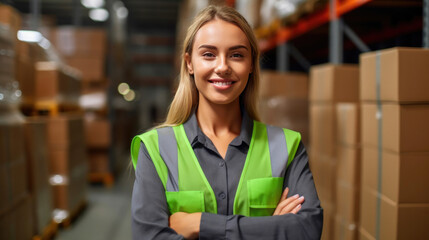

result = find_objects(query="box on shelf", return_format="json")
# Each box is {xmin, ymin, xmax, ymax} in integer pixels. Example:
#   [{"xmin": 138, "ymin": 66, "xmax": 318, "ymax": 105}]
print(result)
[
  {"xmin": 336, "ymin": 103, "xmax": 360, "ymax": 147},
  {"xmin": 309, "ymin": 64, "xmax": 359, "ymax": 103},
  {"xmin": 88, "ymin": 150, "xmax": 110, "ymax": 173},
  {"xmin": 0, "ymin": 109, "xmax": 28, "ymax": 214},
  {"xmin": 24, "ymin": 117, "xmax": 54, "ymax": 235},
  {"xmin": 360, "ymin": 187, "xmax": 429, "ymax": 240},
  {"xmin": 0, "ymin": 195, "xmax": 34, "ymax": 240},
  {"xmin": 333, "ymin": 214, "xmax": 358, "ymax": 240},
  {"xmin": 45, "ymin": 114, "xmax": 88, "ymax": 212},
  {"xmin": 336, "ymin": 145, "xmax": 360, "ymax": 189},
  {"xmin": 64, "ymin": 56, "xmax": 105, "ymax": 82},
  {"xmin": 259, "ymin": 71, "xmax": 308, "ymax": 99},
  {"xmin": 84, "ymin": 118, "xmax": 111, "ymax": 149},
  {"xmin": 361, "ymin": 147, "xmax": 429, "ymax": 204},
  {"xmin": 43, "ymin": 27, "xmax": 106, "ymax": 57},
  {"xmin": 0, "ymin": 4, "xmax": 22, "ymax": 39},
  {"xmin": 310, "ymin": 103, "xmax": 336, "ymax": 157},
  {"xmin": 259, "ymin": 71, "xmax": 309, "ymax": 145},
  {"xmin": 360, "ymin": 47, "xmax": 429, "ymax": 103},
  {"xmin": 361, "ymin": 103, "xmax": 429, "ymax": 152}
]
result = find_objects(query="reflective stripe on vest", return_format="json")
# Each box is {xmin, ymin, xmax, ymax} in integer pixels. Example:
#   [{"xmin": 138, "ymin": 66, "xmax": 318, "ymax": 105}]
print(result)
[{"xmin": 130, "ymin": 120, "xmax": 301, "ymax": 216}]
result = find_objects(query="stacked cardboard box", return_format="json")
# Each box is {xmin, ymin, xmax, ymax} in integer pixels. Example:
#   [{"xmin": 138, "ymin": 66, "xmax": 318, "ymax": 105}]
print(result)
[
  {"xmin": 0, "ymin": 107, "xmax": 34, "ymax": 240},
  {"xmin": 359, "ymin": 47, "xmax": 429, "ymax": 240},
  {"xmin": 24, "ymin": 117, "xmax": 54, "ymax": 235},
  {"xmin": 309, "ymin": 64, "xmax": 359, "ymax": 240},
  {"xmin": 43, "ymin": 27, "xmax": 106, "ymax": 82},
  {"xmin": 15, "ymin": 41, "xmax": 82, "ymax": 108},
  {"xmin": 84, "ymin": 116, "xmax": 112, "ymax": 174},
  {"xmin": 334, "ymin": 103, "xmax": 360, "ymax": 240},
  {"xmin": 259, "ymin": 71, "xmax": 309, "ymax": 145},
  {"xmin": 45, "ymin": 114, "xmax": 88, "ymax": 219}
]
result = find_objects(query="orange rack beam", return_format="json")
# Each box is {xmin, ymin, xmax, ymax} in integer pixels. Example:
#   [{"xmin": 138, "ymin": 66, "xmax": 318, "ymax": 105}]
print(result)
[{"xmin": 259, "ymin": 0, "xmax": 373, "ymax": 52}]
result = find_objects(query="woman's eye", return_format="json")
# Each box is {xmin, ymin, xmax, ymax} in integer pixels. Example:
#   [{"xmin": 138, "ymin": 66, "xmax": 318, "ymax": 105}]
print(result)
[
  {"xmin": 203, "ymin": 52, "xmax": 215, "ymax": 58},
  {"xmin": 231, "ymin": 53, "xmax": 244, "ymax": 58}
]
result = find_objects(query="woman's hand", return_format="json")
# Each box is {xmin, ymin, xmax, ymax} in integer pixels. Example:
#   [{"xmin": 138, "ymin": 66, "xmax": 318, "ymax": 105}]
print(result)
[
  {"xmin": 273, "ymin": 187, "xmax": 304, "ymax": 216},
  {"xmin": 169, "ymin": 212, "xmax": 202, "ymax": 239}
]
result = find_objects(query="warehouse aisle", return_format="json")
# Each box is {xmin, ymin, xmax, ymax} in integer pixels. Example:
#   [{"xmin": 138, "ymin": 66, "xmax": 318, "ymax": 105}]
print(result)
[{"xmin": 56, "ymin": 167, "xmax": 135, "ymax": 240}]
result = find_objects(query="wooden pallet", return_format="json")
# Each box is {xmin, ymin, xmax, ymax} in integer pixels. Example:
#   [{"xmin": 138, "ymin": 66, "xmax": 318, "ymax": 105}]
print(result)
[
  {"xmin": 59, "ymin": 200, "xmax": 87, "ymax": 229},
  {"xmin": 32, "ymin": 220, "xmax": 58, "ymax": 240},
  {"xmin": 88, "ymin": 172, "xmax": 115, "ymax": 187},
  {"xmin": 20, "ymin": 100, "xmax": 81, "ymax": 117}
]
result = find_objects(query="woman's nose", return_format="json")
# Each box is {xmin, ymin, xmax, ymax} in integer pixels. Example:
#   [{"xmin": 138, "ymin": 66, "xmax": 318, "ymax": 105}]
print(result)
[{"xmin": 214, "ymin": 56, "xmax": 231, "ymax": 75}]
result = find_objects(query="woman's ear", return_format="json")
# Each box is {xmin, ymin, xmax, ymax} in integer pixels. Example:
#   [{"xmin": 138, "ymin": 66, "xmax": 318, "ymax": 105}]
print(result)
[{"xmin": 185, "ymin": 53, "xmax": 194, "ymax": 74}]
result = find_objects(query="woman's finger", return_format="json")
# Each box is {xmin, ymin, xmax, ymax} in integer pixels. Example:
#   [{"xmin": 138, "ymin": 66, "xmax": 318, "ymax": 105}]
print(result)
[
  {"xmin": 273, "ymin": 188, "xmax": 290, "ymax": 215},
  {"xmin": 273, "ymin": 193, "xmax": 299, "ymax": 216},
  {"xmin": 280, "ymin": 187, "xmax": 289, "ymax": 202},
  {"xmin": 279, "ymin": 196, "xmax": 304, "ymax": 215},
  {"xmin": 290, "ymin": 203, "xmax": 302, "ymax": 214}
]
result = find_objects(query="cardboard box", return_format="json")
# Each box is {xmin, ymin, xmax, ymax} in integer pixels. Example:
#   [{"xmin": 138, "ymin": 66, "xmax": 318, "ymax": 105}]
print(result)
[
  {"xmin": 337, "ymin": 145, "xmax": 360, "ymax": 186},
  {"xmin": 24, "ymin": 118, "xmax": 54, "ymax": 234},
  {"xmin": 310, "ymin": 64, "xmax": 359, "ymax": 103},
  {"xmin": 333, "ymin": 215, "xmax": 358, "ymax": 240},
  {"xmin": 336, "ymin": 181, "xmax": 360, "ymax": 224},
  {"xmin": 361, "ymin": 103, "xmax": 429, "ymax": 152},
  {"xmin": 64, "ymin": 56, "xmax": 105, "ymax": 81},
  {"xmin": 84, "ymin": 118, "xmax": 111, "ymax": 148},
  {"xmin": 0, "ymin": 50, "xmax": 13, "ymax": 75},
  {"xmin": 310, "ymin": 103, "xmax": 336, "ymax": 157},
  {"xmin": 88, "ymin": 150, "xmax": 110, "ymax": 173},
  {"xmin": 336, "ymin": 103, "xmax": 360, "ymax": 147},
  {"xmin": 359, "ymin": 228, "xmax": 375, "ymax": 240},
  {"xmin": 46, "ymin": 114, "xmax": 85, "ymax": 151},
  {"xmin": 46, "ymin": 27, "xmax": 106, "ymax": 57},
  {"xmin": 52, "ymin": 163, "xmax": 87, "ymax": 212},
  {"xmin": 360, "ymin": 47, "xmax": 429, "ymax": 103},
  {"xmin": 0, "ymin": 195, "xmax": 34, "ymax": 240},
  {"xmin": 361, "ymin": 147, "xmax": 429, "ymax": 204},
  {"xmin": 360, "ymin": 187, "xmax": 429, "ymax": 240},
  {"xmin": 0, "ymin": 4, "xmax": 22, "ymax": 37},
  {"xmin": 259, "ymin": 71, "xmax": 308, "ymax": 99},
  {"xmin": 321, "ymin": 210, "xmax": 334, "ymax": 240}
]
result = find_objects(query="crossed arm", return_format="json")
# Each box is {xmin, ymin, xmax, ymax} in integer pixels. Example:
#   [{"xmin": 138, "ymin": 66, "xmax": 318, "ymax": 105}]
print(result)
[
  {"xmin": 131, "ymin": 142, "xmax": 323, "ymax": 240},
  {"xmin": 170, "ymin": 187, "xmax": 305, "ymax": 239}
]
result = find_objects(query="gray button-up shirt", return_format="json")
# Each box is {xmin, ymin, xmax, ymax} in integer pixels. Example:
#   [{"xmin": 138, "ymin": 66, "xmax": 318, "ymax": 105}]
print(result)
[{"xmin": 131, "ymin": 111, "xmax": 323, "ymax": 239}]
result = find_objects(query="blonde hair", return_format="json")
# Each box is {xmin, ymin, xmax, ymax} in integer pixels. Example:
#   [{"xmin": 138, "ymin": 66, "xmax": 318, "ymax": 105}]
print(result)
[{"xmin": 160, "ymin": 5, "xmax": 260, "ymax": 127}]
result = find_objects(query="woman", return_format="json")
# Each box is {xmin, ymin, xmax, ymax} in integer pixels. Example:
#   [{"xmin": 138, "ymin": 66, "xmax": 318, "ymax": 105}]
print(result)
[{"xmin": 131, "ymin": 5, "xmax": 322, "ymax": 240}]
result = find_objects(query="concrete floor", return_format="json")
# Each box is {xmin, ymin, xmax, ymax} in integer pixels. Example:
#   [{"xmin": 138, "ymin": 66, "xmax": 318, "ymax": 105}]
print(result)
[{"xmin": 55, "ymin": 168, "xmax": 135, "ymax": 240}]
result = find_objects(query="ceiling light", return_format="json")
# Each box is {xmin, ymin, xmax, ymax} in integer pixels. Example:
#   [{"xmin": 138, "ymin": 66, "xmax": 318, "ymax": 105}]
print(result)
[
  {"xmin": 89, "ymin": 8, "xmax": 109, "ymax": 22},
  {"xmin": 81, "ymin": 0, "xmax": 105, "ymax": 9},
  {"xmin": 118, "ymin": 82, "xmax": 130, "ymax": 95},
  {"xmin": 124, "ymin": 89, "xmax": 136, "ymax": 101},
  {"xmin": 17, "ymin": 30, "xmax": 42, "ymax": 42}
]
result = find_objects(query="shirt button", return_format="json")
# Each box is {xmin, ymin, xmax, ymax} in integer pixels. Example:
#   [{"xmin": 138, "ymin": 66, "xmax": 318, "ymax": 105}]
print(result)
[
  {"xmin": 219, "ymin": 162, "xmax": 225, "ymax": 167},
  {"xmin": 218, "ymin": 192, "xmax": 226, "ymax": 199}
]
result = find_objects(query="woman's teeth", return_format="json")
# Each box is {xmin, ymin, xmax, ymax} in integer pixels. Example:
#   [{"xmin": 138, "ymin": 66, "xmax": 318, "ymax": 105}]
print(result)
[{"xmin": 212, "ymin": 81, "xmax": 232, "ymax": 86}]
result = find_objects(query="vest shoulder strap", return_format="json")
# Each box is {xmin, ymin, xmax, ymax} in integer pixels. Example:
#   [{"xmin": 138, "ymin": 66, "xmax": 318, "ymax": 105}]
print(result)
[
  {"xmin": 131, "ymin": 128, "xmax": 170, "ymax": 190},
  {"xmin": 283, "ymin": 128, "xmax": 301, "ymax": 168}
]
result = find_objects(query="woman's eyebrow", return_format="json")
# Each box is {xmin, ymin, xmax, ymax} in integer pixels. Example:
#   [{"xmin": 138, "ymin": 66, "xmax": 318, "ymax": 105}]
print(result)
[
  {"xmin": 198, "ymin": 45, "xmax": 217, "ymax": 50},
  {"xmin": 197, "ymin": 45, "xmax": 249, "ymax": 51},
  {"xmin": 229, "ymin": 45, "xmax": 248, "ymax": 51}
]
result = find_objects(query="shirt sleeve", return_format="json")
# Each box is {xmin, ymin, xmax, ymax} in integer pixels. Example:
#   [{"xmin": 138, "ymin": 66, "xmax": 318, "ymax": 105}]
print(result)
[
  {"xmin": 199, "ymin": 142, "xmax": 323, "ymax": 240},
  {"xmin": 131, "ymin": 142, "xmax": 184, "ymax": 240}
]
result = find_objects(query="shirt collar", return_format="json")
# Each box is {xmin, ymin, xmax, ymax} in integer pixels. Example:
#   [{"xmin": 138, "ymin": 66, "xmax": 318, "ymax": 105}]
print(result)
[{"xmin": 183, "ymin": 108, "xmax": 253, "ymax": 148}]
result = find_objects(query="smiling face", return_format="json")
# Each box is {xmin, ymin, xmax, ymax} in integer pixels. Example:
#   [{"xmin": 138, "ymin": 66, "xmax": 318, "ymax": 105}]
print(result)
[{"xmin": 185, "ymin": 18, "xmax": 253, "ymax": 106}]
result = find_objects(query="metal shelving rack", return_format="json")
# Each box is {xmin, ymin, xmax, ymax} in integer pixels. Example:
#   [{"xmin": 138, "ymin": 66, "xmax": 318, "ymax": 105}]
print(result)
[{"xmin": 253, "ymin": 0, "xmax": 427, "ymax": 71}]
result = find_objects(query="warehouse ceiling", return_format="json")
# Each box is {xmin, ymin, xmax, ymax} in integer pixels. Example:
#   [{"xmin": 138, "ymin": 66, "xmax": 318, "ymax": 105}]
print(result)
[{"xmin": 7, "ymin": 0, "xmax": 181, "ymax": 32}]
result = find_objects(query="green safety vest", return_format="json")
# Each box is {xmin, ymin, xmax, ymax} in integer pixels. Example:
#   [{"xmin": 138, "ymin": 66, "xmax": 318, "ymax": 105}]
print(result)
[{"xmin": 131, "ymin": 121, "xmax": 301, "ymax": 217}]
